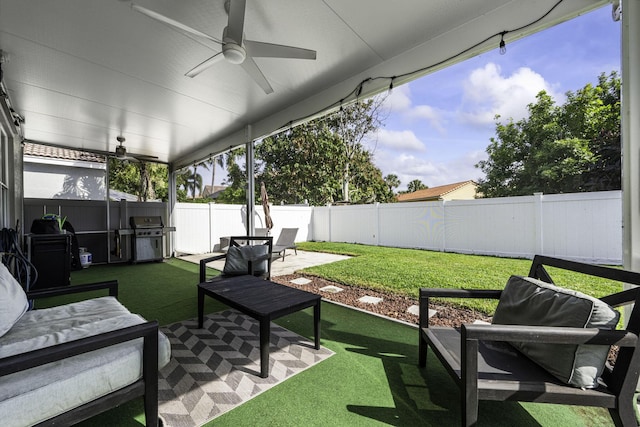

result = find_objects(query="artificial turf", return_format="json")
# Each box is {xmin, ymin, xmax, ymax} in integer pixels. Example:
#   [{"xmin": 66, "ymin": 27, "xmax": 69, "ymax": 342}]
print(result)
[{"xmin": 36, "ymin": 258, "xmax": 615, "ymax": 426}]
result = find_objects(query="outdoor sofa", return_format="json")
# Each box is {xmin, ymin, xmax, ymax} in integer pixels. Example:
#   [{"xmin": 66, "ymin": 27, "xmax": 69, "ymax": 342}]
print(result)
[{"xmin": 0, "ymin": 262, "xmax": 171, "ymax": 426}]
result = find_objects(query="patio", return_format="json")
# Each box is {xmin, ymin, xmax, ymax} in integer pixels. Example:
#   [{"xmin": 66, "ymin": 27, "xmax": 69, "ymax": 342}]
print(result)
[
  {"xmin": 51, "ymin": 258, "xmax": 614, "ymax": 427},
  {"xmin": 178, "ymin": 249, "xmax": 350, "ymax": 277},
  {"xmin": 1, "ymin": 1, "xmax": 640, "ymax": 426}
]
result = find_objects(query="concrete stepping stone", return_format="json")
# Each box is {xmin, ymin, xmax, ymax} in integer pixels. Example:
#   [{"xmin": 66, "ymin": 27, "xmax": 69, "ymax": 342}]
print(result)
[
  {"xmin": 290, "ymin": 277, "xmax": 312, "ymax": 285},
  {"xmin": 407, "ymin": 305, "xmax": 436, "ymax": 318},
  {"xmin": 319, "ymin": 285, "xmax": 344, "ymax": 294},
  {"xmin": 358, "ymin": 296, "xmax": 383, "ymax": 305}
]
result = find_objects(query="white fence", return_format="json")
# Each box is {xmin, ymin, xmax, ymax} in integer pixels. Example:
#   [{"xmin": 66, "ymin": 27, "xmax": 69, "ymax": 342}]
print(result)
[
  {"xmin": 173, "ymin": 203, "xmax": 313, "ymax": 254},
  {"xmin": 175, "ymin": 191, "xmax": 622, "ymax": 264}
]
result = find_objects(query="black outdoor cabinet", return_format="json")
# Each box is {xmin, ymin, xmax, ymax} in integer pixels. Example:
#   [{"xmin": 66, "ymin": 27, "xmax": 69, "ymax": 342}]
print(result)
[{"xmin": 27, "ymin": 234, "xmax": 72, "ymax": 290}]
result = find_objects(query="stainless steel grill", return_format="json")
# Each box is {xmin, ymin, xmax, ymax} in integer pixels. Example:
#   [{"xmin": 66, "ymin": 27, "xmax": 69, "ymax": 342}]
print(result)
[{"xmin": 129, "ymin": 216, "xmax": 164, "ymax": 263}]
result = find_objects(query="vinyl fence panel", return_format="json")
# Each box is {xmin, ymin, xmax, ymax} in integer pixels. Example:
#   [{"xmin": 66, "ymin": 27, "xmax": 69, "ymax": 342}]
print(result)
[{"xmin": 173, "ymin": 191, "xmax": 622, "ymax": 264}]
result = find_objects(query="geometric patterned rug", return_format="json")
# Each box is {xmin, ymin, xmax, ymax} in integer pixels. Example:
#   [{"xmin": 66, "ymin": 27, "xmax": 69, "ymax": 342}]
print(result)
[{"xmin": 158, "ymin": 309, "xmax": 334, "ymax": 427}]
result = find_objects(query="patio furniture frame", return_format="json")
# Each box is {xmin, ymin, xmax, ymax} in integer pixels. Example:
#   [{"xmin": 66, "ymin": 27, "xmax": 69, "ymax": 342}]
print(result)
[
  {"xmin": 0, "ymin": 281, "xmax": 161, "ymax": 426},
  {"xmin": 419, "ymin": 255, "xmax": 640, "ymax": 427},
  {"xmin": 197, "ymin": 274, "xmax": 321, "ymax": 378},
  {"xmin": 272, "ymin": 228, "xmax": 298, "ymax": 261}
]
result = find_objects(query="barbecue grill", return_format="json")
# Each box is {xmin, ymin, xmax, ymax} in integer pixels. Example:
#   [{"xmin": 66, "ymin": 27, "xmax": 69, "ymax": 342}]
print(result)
[{"xmin": 129, "ymin": 216, "xmax": 166, "ymax": 263}]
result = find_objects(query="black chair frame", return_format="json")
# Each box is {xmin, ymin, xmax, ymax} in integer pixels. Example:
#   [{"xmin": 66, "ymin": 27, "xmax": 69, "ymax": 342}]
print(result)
[{"xmin": 419, "ymin": 255, "xmax": 640, "ymax": 427}]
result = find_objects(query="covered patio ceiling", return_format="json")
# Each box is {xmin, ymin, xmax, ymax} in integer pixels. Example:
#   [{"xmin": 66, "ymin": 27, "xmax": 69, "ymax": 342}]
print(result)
[{"xmin": 0, "ymin": 0, "xmax": 608, "ymax": 170}]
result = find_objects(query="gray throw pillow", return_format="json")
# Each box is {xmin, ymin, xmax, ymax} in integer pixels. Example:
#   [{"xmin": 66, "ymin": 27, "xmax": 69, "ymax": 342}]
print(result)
[
  {"xmin": 492, "ymin": 275, "xmax": 619, "ymax": 388},
  {"xmin": 0, "ymin": 262, "xmax": 29, "ymax": 338},
  {"xmin": 223, "ymin": 245, "xmax": 269, "ymax": 276}
]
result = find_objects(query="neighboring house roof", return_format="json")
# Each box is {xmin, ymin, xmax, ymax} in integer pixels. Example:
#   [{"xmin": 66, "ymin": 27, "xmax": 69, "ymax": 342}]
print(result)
[
  {"xmin": 24, "ymin": 142, "xmax": 106, "ymax": 163},
  {"xmin": 397, "ymin": 180, "xmax": 478, "ymax": 202},
  {"xmin": 202, "ymin": 185, "xmax": 227, "ymax": 199}
]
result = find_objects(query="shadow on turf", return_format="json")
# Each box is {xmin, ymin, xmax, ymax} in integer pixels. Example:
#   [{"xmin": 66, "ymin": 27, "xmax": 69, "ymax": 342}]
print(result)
[{"xmin": 335, "ymin": 332, "xmax": 541, "ymax": 426}]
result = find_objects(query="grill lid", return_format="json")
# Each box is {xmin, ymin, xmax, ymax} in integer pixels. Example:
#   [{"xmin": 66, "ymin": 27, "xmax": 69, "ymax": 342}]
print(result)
[{"xmin": 130, "ymin": 216, "xmax": 164, "ymax": 229}]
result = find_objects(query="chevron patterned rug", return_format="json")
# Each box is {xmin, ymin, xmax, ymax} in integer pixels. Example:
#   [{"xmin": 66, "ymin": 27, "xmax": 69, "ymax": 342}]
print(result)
[{"xmin": 158, "ymin": 309, "xmax": 334, "ymax": 427}]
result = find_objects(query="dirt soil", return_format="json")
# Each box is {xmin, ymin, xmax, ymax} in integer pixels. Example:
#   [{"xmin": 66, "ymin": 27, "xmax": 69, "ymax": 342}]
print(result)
[{"xmin": 273, "ymin": 273, "xmax": 492, "ymax": 327}]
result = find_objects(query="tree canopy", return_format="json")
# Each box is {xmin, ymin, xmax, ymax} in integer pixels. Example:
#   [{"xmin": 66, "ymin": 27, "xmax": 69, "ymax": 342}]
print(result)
[
  {"xmin": 108, "ymin": 159, "xmax": 168, "ymax": 201},
  {"xmin": 218, "ymin": 97, "xmax": 394, "ymax": 205},
  {"xmin": 476, "ymin": 72, "xmax": 621, "ymax": 197}
]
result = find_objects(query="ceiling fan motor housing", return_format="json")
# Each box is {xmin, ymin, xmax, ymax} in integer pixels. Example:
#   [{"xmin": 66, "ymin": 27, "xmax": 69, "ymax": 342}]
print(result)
[
  {"xmin": 115, "ymin": 145, "xmax": 127, "ymax": 157},
  {"xmin": 222, "ymin": 42, "xmax": 246, "ymax": 64}
]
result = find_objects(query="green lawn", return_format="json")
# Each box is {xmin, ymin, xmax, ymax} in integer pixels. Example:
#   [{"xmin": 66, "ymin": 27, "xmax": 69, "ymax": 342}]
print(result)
[{"xmin": 297, "ymin": 242, "xmax": 623, "ymax": 314}]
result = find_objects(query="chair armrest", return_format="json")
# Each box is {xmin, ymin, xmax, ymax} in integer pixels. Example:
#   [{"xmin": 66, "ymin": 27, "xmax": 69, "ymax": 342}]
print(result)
[
  {"xmin": 419, "ymin": 288, "xmax": 502, "ymax": 328},
  {"xmin": 461, "ymin": 323, "xmax": 638, "ymax": 348},
  {"xmin": 26, "ymin": 280, "xmax": 118, "ymax": 299},
  {"xmin": 0, "ymin": 320, "xmax": 159, "ymax": 377},
  {"xmin": 199, "ymin": 254, "xmax": 227, "ymax": 282},
  {"xmin": 420, "ymin": 288, "xmax": 503, "ymax": 299}
]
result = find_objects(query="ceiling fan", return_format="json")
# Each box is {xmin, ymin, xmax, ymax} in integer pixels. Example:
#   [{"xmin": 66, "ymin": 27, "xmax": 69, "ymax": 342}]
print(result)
[
  {"xmin": 111, "ymin": 136, "xmax": 158, "ymax": 162},
  {"xmin": 131, "ymin": 0, "xmax": 316, "ymax": 94}
]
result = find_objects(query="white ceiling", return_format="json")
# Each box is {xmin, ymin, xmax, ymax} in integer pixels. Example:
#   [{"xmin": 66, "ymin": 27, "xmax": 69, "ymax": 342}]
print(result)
[{"xmin": 0, "ymin": 0, "xmax": 606, "ymax": 170}]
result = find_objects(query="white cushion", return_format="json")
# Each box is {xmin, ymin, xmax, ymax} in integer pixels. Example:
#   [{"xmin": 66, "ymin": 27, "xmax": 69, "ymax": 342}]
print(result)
[
  {"xmin": 0, "ymin": 262, "xmax": 29, "ymax": 338},
  {"xmin": 0, "ymin": 296, "xmax": 171, "ymax": 427}
]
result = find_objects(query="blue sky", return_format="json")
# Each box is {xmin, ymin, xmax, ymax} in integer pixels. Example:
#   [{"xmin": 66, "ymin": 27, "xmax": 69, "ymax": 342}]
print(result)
[{"xmin": 372, "ymin": 5, "xmax": 621, "ymax": 191}]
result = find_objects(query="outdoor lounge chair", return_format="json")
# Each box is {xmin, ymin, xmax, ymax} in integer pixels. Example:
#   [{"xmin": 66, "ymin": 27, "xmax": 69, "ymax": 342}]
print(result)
[
  {"xmin": 272, "ymin": 228, "xmax": 298, "ymax": 261},
  {"xmin": 419, "ymin": 255, "xmax": 640, "ymax": 427},
  {"xmin": 200, "ymin": 236, "xmax": 274, "ymax": 282}
]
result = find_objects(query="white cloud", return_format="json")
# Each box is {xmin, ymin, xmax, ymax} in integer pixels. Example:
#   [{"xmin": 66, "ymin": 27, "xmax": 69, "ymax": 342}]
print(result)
[
  {"xmin": 375, "ymin": 129, "xmax": 426, "ymax": 152},
  {"xmin": 374, "ymin": 150, "xmax": 486, "ymax": 191},
  {"xmin": 382, "ymin": 84, "xmax": 446, "ymax": 133},
  {"xmin": 383, "ymin": 84, "xmax": 412, "ymax": 112},
  {"xmin": 459, "ymin": 63, "xmax": 563, "ymax": 125}
]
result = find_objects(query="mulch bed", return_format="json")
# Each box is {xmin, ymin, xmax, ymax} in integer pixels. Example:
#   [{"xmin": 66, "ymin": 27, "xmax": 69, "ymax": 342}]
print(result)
[{"xmin": 272, "ymin": 274, "xmax": 492, "ymax": 327}]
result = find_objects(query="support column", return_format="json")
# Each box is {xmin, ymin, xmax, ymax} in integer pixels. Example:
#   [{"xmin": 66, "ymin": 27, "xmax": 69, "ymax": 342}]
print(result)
[
  {"xmin": 168, "ymin": 165, "xmax": 177, "ymax": 257},
  {"xmin": 622, "ymin": 0, "xmax": 640, "ymax": 272},
  {"xmin": 245, "ymin": 125, "xmax": 255, "ymax": 236}
]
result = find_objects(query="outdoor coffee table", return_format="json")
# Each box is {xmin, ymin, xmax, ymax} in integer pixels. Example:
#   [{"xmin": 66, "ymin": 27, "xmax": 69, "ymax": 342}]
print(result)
[{"xmin": 197, "ymin": 274, "xmax": 321, "ymax": 378}]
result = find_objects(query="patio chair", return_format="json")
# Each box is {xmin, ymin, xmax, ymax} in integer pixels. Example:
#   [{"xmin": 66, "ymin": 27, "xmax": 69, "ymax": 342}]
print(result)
[
  {"xmin": 272, "ymin": 228, "xmax": 298, "ymax": 261},
  {"xmin": 419, "ymin": 255, "xmax": 640, "ymax": 427},
  {"xmin": 200, "ymin": 236, "xmax": 274, "ymax": 282}
]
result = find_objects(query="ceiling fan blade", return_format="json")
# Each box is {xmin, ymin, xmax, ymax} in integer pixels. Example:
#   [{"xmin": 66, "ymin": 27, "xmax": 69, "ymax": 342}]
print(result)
[
  {"xmin": 131, "ymin": 153, "xmax": 159, "ymax": 161},
  {"xmin": 185, "ymin": 51, "xmax": 225, "ymax": 77},
  {"xmin": 132, "ymin": 4, "xmax": 222, "ymax": 45},
  {"xmin": 245, "ymin": 40, "xmax": 316, "ymax": 60},
  {"xmin": 226, "ymin": 0, "xmax": 246, "ymax": 44},
  {"xmin": 240, "ymin": 56, "xmax": 273, "ymax": 94}
]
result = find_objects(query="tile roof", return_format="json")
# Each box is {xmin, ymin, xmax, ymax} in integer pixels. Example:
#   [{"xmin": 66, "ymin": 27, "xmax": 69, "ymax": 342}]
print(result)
[
  {"xmin": 23, "ymin": 142, "xmax": 106, "ymax": 163},
  {"xmin": 396, "ymin": 180, "xmax": 476, "ymax": 202}
]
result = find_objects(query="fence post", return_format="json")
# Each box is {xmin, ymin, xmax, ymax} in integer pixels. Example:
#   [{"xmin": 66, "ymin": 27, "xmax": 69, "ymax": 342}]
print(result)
[
  {"xmin": 533, "ymin": 193, "xmax": 544, "ymax": 256},
  {"xmin": 441, "ymin": 200, "xmax": 447, "ymax": 252},
  {"xmin": 328, "ymin": 204, "xmax": 332, "ymax": 243},
  {"xmin": 375, "ymin": 203, "xmax": 380, "ymax": 246}
]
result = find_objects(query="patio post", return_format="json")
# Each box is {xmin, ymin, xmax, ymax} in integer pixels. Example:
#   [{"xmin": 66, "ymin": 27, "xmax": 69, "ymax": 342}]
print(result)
[
  {"xmin": 622, "ymin": 0, "xmax": 640, "ymax": 274},
  {"xmin": 245, "ymin": 125, "xmax": 255, "ymax": 236}
]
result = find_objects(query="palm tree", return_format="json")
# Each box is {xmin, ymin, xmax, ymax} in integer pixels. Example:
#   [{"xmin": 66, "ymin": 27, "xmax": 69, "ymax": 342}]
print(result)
[
  {"xmin": 407, "ymin": 179, "xmax": 427, "ymax": 193},
  {"xmin": 185, "ymin": 165, "xmax": 204, "ymax": 200},
  {"xmin": 208, "ymin": 154, "xmax": 226, "ymax": 197},
  {"xmin": 384, "ymin": 174, "xmax": 401, "ymax": 194}
]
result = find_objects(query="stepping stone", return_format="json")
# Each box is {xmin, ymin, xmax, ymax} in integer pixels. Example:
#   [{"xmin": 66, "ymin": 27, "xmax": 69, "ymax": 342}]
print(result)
[
  {"xmin": 290, "ymin": 277, "xmax": 312, "ymax": 285},
  {"xmin": 407, "ymin": 305, "xmax": 437, "ymax": 318},
  {"xmin": 319, "ymin": 285, "xmax": 344, "ymax": 294},
  {"xmin": 358, "ymin": 296, "xmax": 383, "ymax": 305}
]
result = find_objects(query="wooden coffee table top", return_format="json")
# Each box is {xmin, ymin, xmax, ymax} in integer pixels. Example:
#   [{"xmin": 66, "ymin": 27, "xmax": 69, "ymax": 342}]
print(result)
[{"xmin": 198, "ymin": 274, "xmax": 321, "ymax": 319}]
